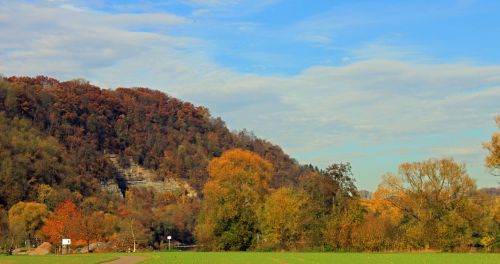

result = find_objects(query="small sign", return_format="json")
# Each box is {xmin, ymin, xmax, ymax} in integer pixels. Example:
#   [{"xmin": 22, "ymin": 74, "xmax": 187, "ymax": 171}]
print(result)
[
  {"xmin": 167, "ymin": 236, "xmax": 172, "ymax": 240},
  {"xmin": 62, "ymin": 239, "xmax": 71, "ymax": 245}
]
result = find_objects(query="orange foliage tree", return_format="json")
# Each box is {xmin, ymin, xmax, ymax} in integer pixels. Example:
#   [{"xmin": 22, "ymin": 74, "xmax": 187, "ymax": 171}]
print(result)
[
  {"xmin": 354, "ymin": 185, "xmax": 404, "ymax": 251},
  {"xmin": 42, "ymin": 200, "xmax": 82, "ymax": 246}
]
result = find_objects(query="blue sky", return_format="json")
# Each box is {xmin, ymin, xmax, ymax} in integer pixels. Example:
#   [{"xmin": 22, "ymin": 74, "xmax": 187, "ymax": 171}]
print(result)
[{"xmin": 1, "ymin": 0, "xmax": 499, "ymax": 190}]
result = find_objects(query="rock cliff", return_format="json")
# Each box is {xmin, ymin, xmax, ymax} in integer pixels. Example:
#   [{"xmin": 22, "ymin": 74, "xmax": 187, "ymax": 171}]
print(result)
[{"xmin": 102, "ymin": 154, "xmax": 197, "ymax": 198}]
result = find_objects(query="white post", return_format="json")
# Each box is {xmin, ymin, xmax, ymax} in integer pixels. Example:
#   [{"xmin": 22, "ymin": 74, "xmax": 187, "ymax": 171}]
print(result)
[{"xmin": 167, "ymin": 236, "xmax": 172, "ymax": 250}]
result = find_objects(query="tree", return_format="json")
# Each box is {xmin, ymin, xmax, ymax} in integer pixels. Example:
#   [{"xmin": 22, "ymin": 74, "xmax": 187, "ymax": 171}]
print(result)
[
  {"xmin": 299, "ymin": 171, "xmax": 337, "ymax": 214},
  {"xmin": 484, "ymin": 116, "xmax": 500, "ymax": 177},
  {"xmin": 78, "ymin": 196, "xmax": 112, "ymax": 251},
  {"xmin": 41, "ymin": 200, "xmax": 82, "ymax": 248},
  {"xmin": 0, "ymin": 112, "xmax": 78, "ymax": 208},
  {"xmin": 151, "ymin": 200, "xmax": 200, "ymax": 249},
  {"xmin": 354, "ymin": 186, "xmax": 404, "ymax": 251},
  {"xmin": 379, "ymin": 158, "xmax": 483, "ymax": 250},
  {"xmin": 323, "ymin": 162, "xmax": 357, "ymax": 199},
  {"xmin": 0, "ymin": 207, "xmax": 12, "ymax": 253},
  {"xmin": 80, "ymin": 211, "xmax": 106, "ymax": 252},
  {"xmin": 112, "ymin": 214, "xmax": 149, "ymax": 252},
  {"xmin": 313, "ymin": 162, "xmax": 362, "ymax": 250},
  {"xmin": 195, "ymin": 149, "xmax": 273, "ymax": 251},
  {"xmin": 7, "ymin": 202, "xmax": 48, "ymax": 249},
  {"xmin": 259, "ymin": 187, "xmax": 312, "ymax": 250},
  {"xmin": 351, "ymin": 212, "xmax": 396, "ymax": 251},
  {"xmin": 324, "ymin": 199, "xmax": 365, "ymax": 250}
]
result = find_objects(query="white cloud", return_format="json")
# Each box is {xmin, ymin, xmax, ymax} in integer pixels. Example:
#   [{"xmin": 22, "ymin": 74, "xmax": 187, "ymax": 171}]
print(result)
[
  {"xmin": 182, "ymin": 0, "xmax": 238, "ymax": 6},
  {"xmin": 1, "ymin": 1, "xmax": 498, "ymax": 189},
  {"xmin": 182, "ymin": 0, "xmax": 279, "ymax": 8},
  {"xmin": 351, "ymin": 42, "xmax": 429, "ymax": 62},
  {"xmin": 179, "ymin": 0, "xmax": 281, "ymax": 18},
  {"xmin": 0, "ymin": 2, "xmax": 196, "ymax": 79},
  {"xmin": 59, "ymin": 3, "xmax": 86, "ymax": 12},
  {"xmin": 427, "ymin": 144, "xmax": 484, "ymax": 159},
  {"xmin": 297, "ymin": 34, "xmax": 332, "ymax": 45},
  {"xmin": 216, "ymin": 61, "xmax": 500, "ymax": 150}
]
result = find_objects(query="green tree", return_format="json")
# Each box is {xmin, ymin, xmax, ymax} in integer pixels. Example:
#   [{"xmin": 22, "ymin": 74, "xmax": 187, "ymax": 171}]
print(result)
[{"xmin": 323, "ymin": 162, "xmax": 358, "ymax": 198}]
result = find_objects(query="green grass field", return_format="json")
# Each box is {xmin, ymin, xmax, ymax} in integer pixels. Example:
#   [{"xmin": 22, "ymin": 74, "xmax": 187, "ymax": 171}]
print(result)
[
  {"xmin": 1, "ymin": 252, "xmax": 499, "ymax": 264},
  {"xmin": 0, "ymin": 253, "xmax": 121, "ymax": 264}
]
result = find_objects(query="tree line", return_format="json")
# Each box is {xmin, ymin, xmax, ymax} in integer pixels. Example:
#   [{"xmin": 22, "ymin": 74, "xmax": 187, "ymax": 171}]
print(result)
[{"xmin": 1, "ymin": 148, "xmax": 498, "ymax": 252}]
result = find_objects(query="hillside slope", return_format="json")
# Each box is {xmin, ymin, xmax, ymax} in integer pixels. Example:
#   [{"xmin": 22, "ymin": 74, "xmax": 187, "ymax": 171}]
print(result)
[{"xmin": 0, "ymin": 76, "xmax": 310, "ymax": 206}]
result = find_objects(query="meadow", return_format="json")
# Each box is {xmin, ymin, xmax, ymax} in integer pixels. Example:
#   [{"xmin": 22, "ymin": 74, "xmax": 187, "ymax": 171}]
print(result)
[{"xmin": 0, "ymin": 252, "xmax": 499, "ymax": 264}]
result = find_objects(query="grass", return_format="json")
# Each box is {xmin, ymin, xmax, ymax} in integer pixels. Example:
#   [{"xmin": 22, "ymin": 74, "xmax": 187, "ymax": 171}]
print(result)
[
  {"xmin": 0, "ymin": 253, "xmax": 121, "ymax": 264},
  {"xmin": 140, "ymin": 252, "xmax": 500, "ymax": 264},
  {"xmin": 1, "ymin": 252, "xmax": 499, "ymax": 264}
]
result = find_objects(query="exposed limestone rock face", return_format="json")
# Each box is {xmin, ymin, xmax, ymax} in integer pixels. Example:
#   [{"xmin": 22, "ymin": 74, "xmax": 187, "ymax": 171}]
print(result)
[
  {"xmin": 101, "ymin": 181, "xmax": 122, "ymax": 197},
  {"xmin": 101, "ymin": 154, "xmax": 197, "ymax": 198}
]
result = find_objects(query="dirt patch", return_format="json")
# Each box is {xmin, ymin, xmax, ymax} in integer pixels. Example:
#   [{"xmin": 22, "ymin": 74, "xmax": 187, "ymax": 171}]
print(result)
[
  {"xmin": 270, "ymin": 257, "xmax": 288, "ymax": 264},
  {"xmin": 103, "ymin": 256, "xmax": 148, "ymax": 264}
]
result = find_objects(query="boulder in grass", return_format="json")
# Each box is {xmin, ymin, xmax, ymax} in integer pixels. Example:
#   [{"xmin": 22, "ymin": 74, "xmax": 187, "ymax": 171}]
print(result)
[
  {"xmin": 79, "ymin": 242, "xmax": 107, "ymax": 253},
  {"xmin": 12, "ymin": 248, "xmax": 27, "ymax": 255},
  {"xmin": 28, "ymin": 242, "xmax": 52, "ymax": 255}
]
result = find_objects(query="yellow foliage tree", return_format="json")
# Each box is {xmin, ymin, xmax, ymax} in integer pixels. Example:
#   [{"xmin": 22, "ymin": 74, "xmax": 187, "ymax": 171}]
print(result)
[
  {"xmin": 355, "ymin": 184, "xmax": 405, "ymax": 251},
  {"xmin": 361, "ymin": 184, "xmax": 403, "ymax": 224},
  {"xmin": 8, "ymin": 202, "xmax": 48, "ymax": 249},
  {"xmin": 351, "ymin": 212, "xmax": 397, "ymax": 251},
  {"xmin": 379, "ymin": 158, "xmax": 485, "ymax": 250},
  {"xmin": 259, "ymin": 187, "xmax": 312, "ymax": 250},
  {"xmin": 324, "ymin": 200, "xmax": 364, "ymax": 250},
  {"xmin": 195, "ymin": 149, "xmax": 273, "ymax": 251},
  {"xmin": 483, "ymin": 116, "xmax": 500, "ymax": 176}
]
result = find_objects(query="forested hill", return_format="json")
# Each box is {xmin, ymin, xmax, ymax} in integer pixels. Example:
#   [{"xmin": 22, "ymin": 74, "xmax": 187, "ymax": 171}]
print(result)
[
  {"xmin": 0, "ymin": 76, "xmax": 311, "ymax": 207},
  {"xmin": 2, "ymin": 76, "xmax": 498, "ymax": 252}
]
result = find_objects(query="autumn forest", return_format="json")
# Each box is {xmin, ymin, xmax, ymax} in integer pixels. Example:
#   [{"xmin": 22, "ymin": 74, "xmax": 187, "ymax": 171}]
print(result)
[{"xmin": 0, "ymin": 76, "xmax": 498, "ymax": 253}]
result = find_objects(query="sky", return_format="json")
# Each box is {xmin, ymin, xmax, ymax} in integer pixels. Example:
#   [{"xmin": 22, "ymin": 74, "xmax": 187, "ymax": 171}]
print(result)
[{"xmin": 1, "ymin": 0, "xmax": 499, "ymax": 190}]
